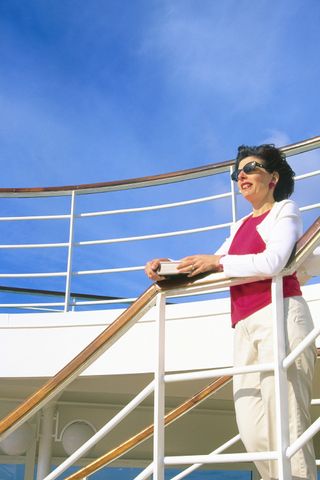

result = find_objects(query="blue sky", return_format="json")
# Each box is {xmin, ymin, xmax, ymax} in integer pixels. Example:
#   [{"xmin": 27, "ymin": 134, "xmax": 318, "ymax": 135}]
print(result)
[
  {"xmin": 1, "ymin": 0, "xmax": 319, "ymax": 188},
  {"xmin": 0, "ymin": 4, "xmax": 319, "ymax": 477},
  {"xmin": 0, "ymin": 0, "xmax": 319, "ymax": 302}
]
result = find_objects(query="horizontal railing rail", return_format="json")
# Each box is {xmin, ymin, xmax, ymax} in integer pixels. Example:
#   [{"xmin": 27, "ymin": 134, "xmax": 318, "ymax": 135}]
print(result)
[
  {"xmin": 0, "ymin": 212, "xmax": 319, "ymax": 480},
  {"xmin": 0, "ymin": 135, "xmax": 319, "ymax": 197},
  {"xmin": 1, "ymin": 216, "xmax": 319, "ymax": 439},
  {"xmin": 0, "ymin": 136, "xmax": 319, "ymax": 312},
  {"xmin": 51, "ymin": 215, "xmax": 320, "ymax": 480},
  {"xmin": 45, "ymin": 376, "xmax": 232, "ymax": 480}
]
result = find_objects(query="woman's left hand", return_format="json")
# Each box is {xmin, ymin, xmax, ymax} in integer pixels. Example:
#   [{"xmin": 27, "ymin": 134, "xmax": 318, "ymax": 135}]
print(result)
[{"xmin": 177, "ymin": 254, "xmax": 223, "ymax": 277}]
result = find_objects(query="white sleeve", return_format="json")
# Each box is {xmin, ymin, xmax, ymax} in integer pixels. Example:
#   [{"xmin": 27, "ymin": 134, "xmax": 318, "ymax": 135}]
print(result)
[{"xmin": 220, "ymin": 202, "xmax": 302, "ymax": 277}]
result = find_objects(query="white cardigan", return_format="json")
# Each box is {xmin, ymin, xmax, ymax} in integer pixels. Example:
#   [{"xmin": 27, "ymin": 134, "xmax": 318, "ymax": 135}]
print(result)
[{"xmin": 216, "ymin": 199, "xmax": 302, "ymax": 278}]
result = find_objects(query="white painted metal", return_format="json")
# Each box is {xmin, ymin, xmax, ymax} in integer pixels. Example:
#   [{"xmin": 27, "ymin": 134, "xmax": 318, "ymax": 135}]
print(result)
[
  {"xmin": 0, "ymin": 136, "xmax": 318, "ymax": 311},
  {"xmin": 153, "ymin": 292, "xmax": 166, "ymax": 480},
  {"xmin": 164, "ymin": 451, "xmax": 278, "ymax": 465},
  {"xmin": 283, "ymin": 324, "xmax": 320, "ymax": 369},
  {"xmin": 165, "ymin": 362, "xmax": 274, "ymax": 383},
  {"xmin": 24, "ymin": 421, "xmax": 38, "ymax": 480},
  {"xmin": 64, "ymin": 191, "xmax": 76, "ymax": 312},
  {"xmin": 77, "ymin": 192, "xmax": 232, "ymax": 218},
  {"xmin": 169, "ymin": 434, "xmax": 241, "ymax": 480},
  {"xmin": 74, "ymin": 266, "xmax": 144, "ymax": 275},
  {"xmin": 229, "ymin": 165, "xmax": 238, "ymax": 223},
  {"xmin": 0, "ymin": 272, "xmax": 318, "ymax": 475},
  {"xmin": 133, "ymin": 463, "xmax": 153, "ymax": 480},
  {"xmin": 271, "ymin": 276, "xmax": 291, "ymax": 479},
  {"xmin": 36, "ymin": 403, "xmax": 56, "ymax": 480},
  {"xmin": 0, "ymin": 242, "xmax": 68, "ymax": 249},
  {"xmin": 286, "ymin": 417, "xmax": 320, "ymax": 460},
  {"xmin": 0, "ymin": 214, "xmax": 70, "ymax": 221},
  {"xmin": 0, "ymin": 302, "xmax": 65, "ymax": 308},
  {"xmin": 0, "ymin": 272, "xmax": 66, "ymax": 278},
  {"xmin": 43, "ymin": 382, "xmax": 155, "ymax": 480},
  {"xmin": 300, "ymin": 202, "xmax": 320, "ymax": 212},
  {"xmin": 295, "ymin": 169, "xmax": 320, "ymax": 181},
  {"xmin": 75, "ymin": 222, "xmax": 232, "ymax": 246},
  {"xmin": 0, "ymin": 135, "xmax": 318, "ymax": 477}
]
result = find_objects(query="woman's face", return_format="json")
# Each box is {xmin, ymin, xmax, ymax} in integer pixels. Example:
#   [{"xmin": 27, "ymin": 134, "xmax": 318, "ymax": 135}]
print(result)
[{"xmin": 237, "ymin": 156, "xmax": 277, "ymax": 204}]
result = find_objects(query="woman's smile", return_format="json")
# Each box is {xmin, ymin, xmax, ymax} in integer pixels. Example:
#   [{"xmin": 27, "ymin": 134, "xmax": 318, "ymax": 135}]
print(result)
[{"xmin": 239, "ymin": 180, "xmax": 253, "ymax": 191}]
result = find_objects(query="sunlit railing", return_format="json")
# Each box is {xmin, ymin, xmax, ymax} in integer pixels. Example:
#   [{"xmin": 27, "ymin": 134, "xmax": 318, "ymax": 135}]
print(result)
[
  {"xmin": 63, "ymin": 220, "xmax": 320, "ymax": 480},
  {"xmin": 0, "ymin": 136, "xmax": 319, "ymax": 312},
  {"xmin": 0, "ymin": 213, "xmax": 319, "ymax": 480}
]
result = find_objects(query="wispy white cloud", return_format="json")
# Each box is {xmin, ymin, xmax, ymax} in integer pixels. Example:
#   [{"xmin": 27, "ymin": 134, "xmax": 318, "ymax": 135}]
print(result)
[
  {"xmin": 261, "ymin": 130, "xmax": 292, "ymax": 148},
  {"xmin": 140, "ymin": 1, "xmax": 295, "ymax": 108}
]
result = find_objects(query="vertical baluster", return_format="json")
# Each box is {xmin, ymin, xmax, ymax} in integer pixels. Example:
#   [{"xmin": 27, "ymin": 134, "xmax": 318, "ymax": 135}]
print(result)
[
  {"xmin": 64, "ymin": 191, "xmax": 76, "ymax": 312},
  {"xmin": 272, "ymin": 276, "xmax": 291, "ymax": 479},
  {"xmin": 229, "ymin": 165, "xmax": 238, "ymax": 223},
  {"xmin": 153, "ymin": 291, "xmax": 166, "ymax": 480}
]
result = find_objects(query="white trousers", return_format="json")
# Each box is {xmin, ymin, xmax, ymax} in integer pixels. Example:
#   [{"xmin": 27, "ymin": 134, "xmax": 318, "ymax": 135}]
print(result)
[{"xmin": 233, "ymin": 296, "xmax": 317, "ymax": 480}]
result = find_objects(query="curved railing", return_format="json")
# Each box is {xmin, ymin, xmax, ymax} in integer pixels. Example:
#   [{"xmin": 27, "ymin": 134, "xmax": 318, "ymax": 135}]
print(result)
[
  {"xmin": 0, "ymin": 213, "xmax": 319, "ymax": 479},
  {"xmin": 1, "ymin": 135, "xmax": 319, "ymax": 197},
  {"xmin": 0, "ymin": 135, "xmax": 319, "ymax": 313}
]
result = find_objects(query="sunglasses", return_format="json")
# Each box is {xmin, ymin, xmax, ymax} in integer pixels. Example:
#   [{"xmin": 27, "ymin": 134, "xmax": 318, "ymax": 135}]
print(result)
[{"xmin": 231, "ymin": 161, "xmax": 268, "ymax": 182}]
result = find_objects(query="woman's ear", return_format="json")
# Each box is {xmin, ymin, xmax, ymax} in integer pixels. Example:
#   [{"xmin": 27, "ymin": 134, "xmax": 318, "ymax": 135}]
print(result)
[
  {"xmin": 272, "ymin": 172, "xmax": 279, "ymax": 184},
  {"xmin": 269, "ymin": 172, "xmax": 279, "ymax": 189}
]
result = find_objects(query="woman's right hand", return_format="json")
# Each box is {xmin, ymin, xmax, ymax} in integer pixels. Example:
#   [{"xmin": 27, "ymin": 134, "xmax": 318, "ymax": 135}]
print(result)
[{"xmin": 144, "ymin": 258, "xmax": 169, "ymax": 281}]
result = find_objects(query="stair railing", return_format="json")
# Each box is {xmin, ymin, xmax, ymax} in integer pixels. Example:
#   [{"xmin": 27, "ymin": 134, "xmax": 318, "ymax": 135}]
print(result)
[{"xmin": 0, "ymin": 215, "xmax": 319, "ymax": 479}]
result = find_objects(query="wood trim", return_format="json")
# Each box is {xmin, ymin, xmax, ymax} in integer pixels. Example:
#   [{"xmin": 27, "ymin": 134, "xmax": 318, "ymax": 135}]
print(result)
[
  {"xmin": 296, "ymin": 216, "xmax": 320, "ymax": 254},
  {"xmin": 65, "ymin": 350, "xmax": 320, "ymax": 480},
  {"xmin": 0, "ymin": 214, "xmax": 319, "ymax": 464},
  {"xmin": 0, "ymin": 284, "xmax": 159, "ymax": 438},
  {"xmin": 64, "ymin": 376, "xmax": 232, "ymax": 480},
  {"xmin": 0, "ymin": 159, "xmax": 231, "ymax": 197},
  {"xmin": 0, "ymin": 136, "xmax": 319, "ymax": 197}
]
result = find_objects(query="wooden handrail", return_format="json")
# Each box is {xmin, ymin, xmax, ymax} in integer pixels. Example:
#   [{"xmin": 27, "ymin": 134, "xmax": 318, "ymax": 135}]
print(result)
[
  {"xmin": 1, "ymin": 216, "xmax": 319, "ymax": 441},
  {"xmin": 0, "ymin": 136, "xmax": 319, "ymax": 197},
  {"xmin": 65, "ymin": 347, "xmax": 320, "ymax": 480},
  {"xmin": 0, "ymin": 284, "xmax": 159, "ymax": 440},
  {"xmin": 0, "ymin": 213, "xmax": 319, "ymax": 479},
  {"xmin": 64, "ymin": 376, "xmax": 232, "ymax": 480},
  {"xmin": 296, "ymin": 217, "xmax": 320, "ymax": 254}
]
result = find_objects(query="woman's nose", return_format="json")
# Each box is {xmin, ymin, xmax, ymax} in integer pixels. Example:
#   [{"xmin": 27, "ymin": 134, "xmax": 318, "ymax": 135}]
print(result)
[{"xmin": 237, "ymin": 169, "xmax": 246, "ymax": 180}]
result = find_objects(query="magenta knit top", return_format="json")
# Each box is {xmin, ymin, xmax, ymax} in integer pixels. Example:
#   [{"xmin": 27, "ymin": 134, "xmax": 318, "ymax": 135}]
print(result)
[{"xmin": 228, "ymin": 210, "xmax": 301, "ymax": 327}]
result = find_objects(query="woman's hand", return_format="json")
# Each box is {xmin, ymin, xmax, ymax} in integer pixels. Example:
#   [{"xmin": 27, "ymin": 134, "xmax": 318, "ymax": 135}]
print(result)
[
  {"xmin": 177, "ymin": 254, "xmax": 223, "ymax": 277},
  {"xmin": 144, "ymin": 258, "xmax": 170, "ymax": 281}
]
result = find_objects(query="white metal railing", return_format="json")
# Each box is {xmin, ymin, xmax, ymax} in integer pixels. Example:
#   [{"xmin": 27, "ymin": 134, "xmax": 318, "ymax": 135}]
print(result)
[
  {"xmin": 0, "ymin": 136, "xmax": 319, "ymax": 480},
  {"xmin": 0, "ymin": 136, "xmax": 319, "ymax": 312},
  {"xmin": 148, "ymin": 281, "xmax": 319, "ymax": 480},
  {"xmin": 36, "ymin": 268, "xmax": 320, "ymax": 480},
  {"xmin": 0, "ymin": 223, "xmax": 319, "ymax": 479}
]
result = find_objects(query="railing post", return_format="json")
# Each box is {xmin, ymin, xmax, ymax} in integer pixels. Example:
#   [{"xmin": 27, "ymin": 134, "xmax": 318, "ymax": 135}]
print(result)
[
  {"xmin": 271, "ymin": 276, "xmax": 291, "ymax": 479},
  {"xmin": 153, "ymin": 291, "xmax": 166, "ymax": 480},
  {"xmin": 229, "ymin": 165, "xmax": 238, "ymax": 223},
  {"xmin": 24, "ymin": 420, "xmax": 38, "ymax": 480},
  {"xmin": 36, "ymin": 402, "xmax": 56, "ymax": 480},
  {"xmin": 64, "ymin": 191, "xmax": 76, "ymax": 312}
]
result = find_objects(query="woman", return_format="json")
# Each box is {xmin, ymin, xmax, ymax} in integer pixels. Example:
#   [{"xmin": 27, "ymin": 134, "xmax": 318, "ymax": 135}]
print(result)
[{"xmin": 145, "ymin": 144, "xmax": 317, "ymax": 480}]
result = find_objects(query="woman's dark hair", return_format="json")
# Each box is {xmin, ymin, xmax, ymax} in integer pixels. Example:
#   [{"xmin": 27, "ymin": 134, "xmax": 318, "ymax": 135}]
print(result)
[{"xmin": 235, "ymin": 144, "xmax": 295, "ymax": 201}]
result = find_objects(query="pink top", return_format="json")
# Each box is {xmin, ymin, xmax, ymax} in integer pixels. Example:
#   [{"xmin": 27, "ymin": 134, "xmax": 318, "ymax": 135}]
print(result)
[{"xmin": 228, "ymin": 210, "xmax": 302, "ymax": 327}]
